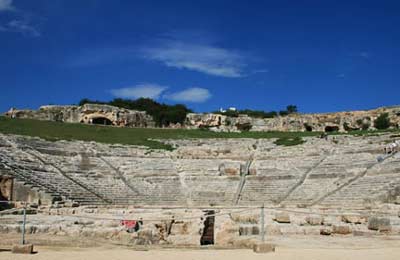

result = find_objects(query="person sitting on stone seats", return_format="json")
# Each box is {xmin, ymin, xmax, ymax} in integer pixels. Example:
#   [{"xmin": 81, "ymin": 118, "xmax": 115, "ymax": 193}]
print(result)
[
  {"xmin": 388, "ymin": 143, "xmax": 394, "ymax": 154},
  {"xmin": 393, "ymin": 142, "xmax": 399, "ymax": 153},
  {"xmin": 386, "ymin": 142, "xmax": 398, "ymax": 154}
]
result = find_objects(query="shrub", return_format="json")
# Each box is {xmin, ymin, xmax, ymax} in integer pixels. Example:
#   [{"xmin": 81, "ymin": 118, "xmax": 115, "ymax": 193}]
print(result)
[
  {"xmin": 361, "ymin": 122, "xmax": 371, "ymax": 130},
  {"xmin": 215, "ymin": 109, "xmax": 278, "ymax": 118},
  {"xmin": 274, "ymin": 136, "xmax": 305, "ymax": 146},
  {"xmin": 264, "ymin": 111, "xmax": 278, "ymax": 118},
  {"xmin": 374, "ymin": 113, "xmax": 391, "ymax": 130},
  {"xmin": 279, "ymin": 110, "xmax": 289, "ymax": 116},
  {"xmin": 236, "ymin": 123, "xmax": 252, "ymax": 131},
  {"xmin": 223, "ymin": 110, "xmax": 239, "ymax": 117}
]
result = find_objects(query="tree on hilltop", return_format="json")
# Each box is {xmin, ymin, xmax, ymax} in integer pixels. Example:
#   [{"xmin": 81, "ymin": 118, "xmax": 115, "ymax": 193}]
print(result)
[
  {"xmin": 374, "ymin": 113, "xmax": 391, "ymax": 130},
  {"xmin": 286, "ymin": 105, "xmax": 298, "ymax": 114}
]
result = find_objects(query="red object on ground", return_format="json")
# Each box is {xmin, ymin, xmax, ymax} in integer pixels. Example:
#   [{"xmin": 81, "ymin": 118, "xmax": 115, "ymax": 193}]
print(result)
[{"xmin": 121, "ymin": 220, "xmax": 137, "ymax": 229}]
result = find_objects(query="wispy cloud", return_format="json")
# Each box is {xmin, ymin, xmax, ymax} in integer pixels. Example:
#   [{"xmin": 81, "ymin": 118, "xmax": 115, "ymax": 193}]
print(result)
[
  {"xmin": 165, "ymin": 87, "xmax": 212, "ymax": 103},
  {"xmin": 0, "ymin": 0, "xmax": 14, "ymax": 11},
  {"xmin": 0, "ymin": 0, "xmax": 41, "ymax": 37},
  {"xmin": 140, "ymin": 39, "xmax": 247, "ymax": 78},
  {"xmin": 66, "ymin": 31, "xmax": 261, "ymax": 77},
  {"xmin": 0, "ymin": 19, "xmax": 40, "ymax": 37},
  {"xmin": 110, "ymin": 83, "xmax": 168, "ymax": 99},
  {"xmin": 336, "ymin": 73, "xmax": 345, "ymax": 78},
  {"xmin": 358, "ymin": 52, "xmax": 370, "ymax": 59}
]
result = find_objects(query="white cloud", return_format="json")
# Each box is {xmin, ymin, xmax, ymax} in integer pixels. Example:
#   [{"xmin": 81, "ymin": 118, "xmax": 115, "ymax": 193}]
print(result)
[
  {"xmin": 165, "ymin": 87, "xmax": 212, "ymax": 103},
  {"xmin": 110, "ymin": 83, "xmax": 168, "ymax": 99},
  {"xmin": 66, "ymin": 32, "xmax": 261, "ymax": 76},
  {"xmin": 140, "ymin": 41, "xmax": 247, "ymax": 78},
  {"xmin": 0, "ymin": 20, "xmax": 40, "ymax": 37},
  {"xmin": 0, "ymin": 0, "xmax": 14, "ymax": 11}
]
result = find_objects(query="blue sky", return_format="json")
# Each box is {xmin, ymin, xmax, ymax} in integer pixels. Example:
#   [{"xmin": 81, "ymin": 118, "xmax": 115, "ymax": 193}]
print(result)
[{"xmin": 0, "ymin": 0, "xmax": 399, "ymax": 113}]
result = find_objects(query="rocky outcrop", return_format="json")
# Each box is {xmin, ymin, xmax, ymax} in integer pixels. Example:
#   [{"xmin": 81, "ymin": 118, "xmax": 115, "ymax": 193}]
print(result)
[
  {"xmin": 4, "ymin": 104, "xmax": 155, "ymax": 128},
  {"xmin": 5, "ymin": 104, "xmax": 400, "ymax": 133},
  {"xmin": 185, "ymin": 113, "xmax": 253, "ymax": 132},
  {"xmin": 185, "ymin": 106, "xmax": 400, "ymax": 132}
]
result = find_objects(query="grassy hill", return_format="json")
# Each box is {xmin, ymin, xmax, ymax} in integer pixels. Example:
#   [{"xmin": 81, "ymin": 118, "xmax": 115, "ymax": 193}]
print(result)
[
  {"xmin": 1, "ymin": 117, "xmax": 397, "ymax": 150},
  {"xmin": 0, "ymin": 117, "xmax": 324, "ymax": 150}
]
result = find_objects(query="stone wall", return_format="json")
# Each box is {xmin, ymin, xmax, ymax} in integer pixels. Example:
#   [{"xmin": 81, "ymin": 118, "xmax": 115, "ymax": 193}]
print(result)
[
  {"xmin": 11, "ymin": 181, "xmax": 53, "ymax": 205},
  {"xmin": 4, "ymin": 104, "xmax": 155, "ymax": 128},
  {"xmin": 1, "ymin": 205, "xmax": 400, "ymax": 247}
]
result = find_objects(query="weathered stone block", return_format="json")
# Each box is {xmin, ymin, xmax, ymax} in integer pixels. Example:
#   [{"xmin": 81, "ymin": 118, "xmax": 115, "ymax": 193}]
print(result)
[
  {"xmin": 65, "ymin": 201, "xmax": 80, "ymax": 207},
  {"xmin": 368, "ymin": 217, "xmax": 391, "ymax": 232},
  {"xmin": 274, "ymin": 213, "xmax": 290, "ymax": 223},
  {"xmin": 12, "ymin": 244, "xmax": 34, "ymax": 254},
  {"xmin": 332, "ymin": 225, "xmax": 351, "ymax": 235},
  {"xmin": 342, "ymin": 215, "xmax": 366, "ymax": 224},
  {"xmin": 306, "ymin": 216, "xmax": 323, "ymax": 226},
  {"xmin": 320, "ymin": 228, "xmax": 332, "ymax": 236},
  {"xmin": 253, "ymin": 243, "xmax": 275, "ymax": 253},
  {"xmin": 224, "ymin": 168, "xmax": 239, "ymax": 176},
  {"xmin": 231, "ymin": 214, "xmax": 258, "ymax": 224},
  {"xmin": 239, "ymin": 225, "xmax": 259, "ymax": 236}
]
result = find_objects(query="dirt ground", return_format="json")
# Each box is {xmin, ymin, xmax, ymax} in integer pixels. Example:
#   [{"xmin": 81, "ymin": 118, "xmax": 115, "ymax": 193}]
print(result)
[
  {"xmin": 2, "ymin": 236, "xmax": 400, "ymax": 260},
  {"xmin": 1, "ymin": 246, "xmax": 400, "ymax": 260}
]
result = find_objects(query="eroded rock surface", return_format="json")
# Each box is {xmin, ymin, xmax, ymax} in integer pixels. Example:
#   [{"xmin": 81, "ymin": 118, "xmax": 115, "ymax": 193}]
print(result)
[
  {"xmin": 5, "ymin": 104, "xmax": 155, "ymax": 127},
  {"xmin": 186, "ymin": 106, "xmax": 400, "ymax": 132},
  {"xmin": 5, "ymin": 104, "xmax": 400, "ymax": 132}
]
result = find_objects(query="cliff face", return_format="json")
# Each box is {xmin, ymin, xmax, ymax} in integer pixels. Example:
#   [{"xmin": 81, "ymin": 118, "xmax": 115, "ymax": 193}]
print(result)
[
  {"xmin": 4, "ymin": 104, "xmax": 155, "ymax": 128},
  {"xmin": 4, "ymin": 104, "xmax": 400, "ymax": 132},
  {"xmin": 186, "ymin": 106, "xmax": 400, "ymax": 132}
]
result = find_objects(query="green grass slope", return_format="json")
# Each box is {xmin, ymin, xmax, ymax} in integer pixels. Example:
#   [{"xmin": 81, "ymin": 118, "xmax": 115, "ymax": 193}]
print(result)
[{"xmin": 0, "ymin": 117, "xmax": 323, "ymax": 150}]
